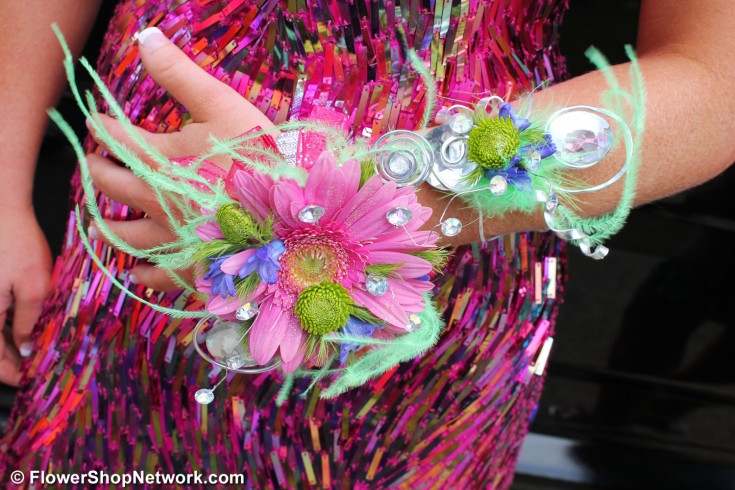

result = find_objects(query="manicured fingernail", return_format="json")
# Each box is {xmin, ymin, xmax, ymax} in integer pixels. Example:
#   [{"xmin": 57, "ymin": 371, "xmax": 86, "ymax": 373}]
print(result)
[
  {"xmin": 88, "ymin": 225, "xmax": 99, "ymax": 240},
  {"xmin": 85, "ymin": 117, "xmax": 92, "ymax": 130},
  {"xmin": 19, "ymin": 342, "xmax": 33, "ymax": 358},
  {"xmin": 137, "ymin": 27, "xmax": 168, "ymax": 50},
  {"xmin": 129, "ymin": 274, "xmax": 139, "ymax": 284}
]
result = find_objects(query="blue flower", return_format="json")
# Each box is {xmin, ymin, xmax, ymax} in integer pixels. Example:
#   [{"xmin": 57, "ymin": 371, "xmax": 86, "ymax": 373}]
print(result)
[
  {"xmin": 204, "ymin": 255, "xmax": 237, "ymax": 298},
  {"xmin": 499, "ymin": 103, "xmax": 531, "ymax": 131},
  {"xmin": 523, "ymin": 133, "xmax": 557, "ymax": 159},
  {"xmin": 238, "ymin": 239, "xmax": 285, "ymax": 284},
  {"xmin": 486, "ymin": 160, "xmax": 534, "ymax": 193},
  {"xmin": 339, "ymin": 317, "xmax": 377, "ymax": 365}
]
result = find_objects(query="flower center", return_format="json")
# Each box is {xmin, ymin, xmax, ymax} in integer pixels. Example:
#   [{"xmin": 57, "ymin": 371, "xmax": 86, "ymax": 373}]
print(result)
[
  {"xmin": 467, "ymin": 117, "xmax": 521, "ymax": 169},
  {"xmin": 216, "ymin": 203, "xmax": 257, "ymax": 245},
  {"xmin": 294, "ymin": 282, "xmax": 353, "ymax": 335},
  {"xmin": 280, "ymin": 230, "xmax": 350, "ymax": 290}
]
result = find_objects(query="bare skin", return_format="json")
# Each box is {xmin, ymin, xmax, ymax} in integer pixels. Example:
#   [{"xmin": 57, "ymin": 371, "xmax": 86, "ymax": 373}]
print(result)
[{"xmin": 1, "ymin": 1, "xmax": 734, "ymax": 384}]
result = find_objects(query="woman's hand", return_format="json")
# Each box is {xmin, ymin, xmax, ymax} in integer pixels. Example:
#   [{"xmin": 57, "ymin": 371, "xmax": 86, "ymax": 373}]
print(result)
[
  {"xmin": 0, "ymin": 206, "xmax": 52, "ymax": 385},
  {"xmin": 87, "ymin": 27, "xmax": 277, "ymax": 291}
]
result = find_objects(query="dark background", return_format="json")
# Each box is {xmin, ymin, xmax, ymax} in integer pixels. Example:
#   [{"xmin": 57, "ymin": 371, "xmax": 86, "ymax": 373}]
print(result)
[{"xmin": 5, "ymin": 1, "xmax": 735, "ymax": 488}]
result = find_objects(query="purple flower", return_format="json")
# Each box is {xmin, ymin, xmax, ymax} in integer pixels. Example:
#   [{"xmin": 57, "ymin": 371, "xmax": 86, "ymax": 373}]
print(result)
[
  {"xmin": 203, "ymin": 255, "xmax": 237, "ymax": 298},
  {"xmin": 339, "ymin": 317, "xmax": 377, "ymax": 365},
  {"xmin": 523, "ymin": 133, "xmax": 557, "ymax": 159},
  {"xmin": 486, "ymin": 161, "xmax": 534, "ymax": 193},
  {"xmin": 238, "ymin": 239, "xmax": 285, "ymax": 284},
  {"xmin": 499, "ymin": 103, "xmax": 531, "ymax": 131}
]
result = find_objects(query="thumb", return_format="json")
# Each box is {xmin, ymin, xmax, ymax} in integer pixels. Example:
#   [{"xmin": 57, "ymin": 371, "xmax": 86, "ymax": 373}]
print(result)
[
  {"xmin": 136, "ymin": 27, "xmax": 250, "ymax": 122},
  {"xmin": 12, "ymin": 281, "xmax": 47, "ymax": 358}
]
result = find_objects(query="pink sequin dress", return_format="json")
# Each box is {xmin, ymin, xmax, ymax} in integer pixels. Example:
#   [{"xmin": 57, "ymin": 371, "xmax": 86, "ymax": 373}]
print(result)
[{"xmin": 1, "ymin": 1, "xmax": 567, "ymax": 488}]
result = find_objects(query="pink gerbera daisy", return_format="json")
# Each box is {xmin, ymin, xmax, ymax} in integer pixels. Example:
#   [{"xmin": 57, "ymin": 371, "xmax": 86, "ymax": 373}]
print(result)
[{"xmin": 196, "ymin": 151, "xmax": 438, "ymax": 372}]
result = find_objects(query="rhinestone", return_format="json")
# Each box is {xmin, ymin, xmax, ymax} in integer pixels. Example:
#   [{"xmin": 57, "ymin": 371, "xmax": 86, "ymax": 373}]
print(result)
[
  {"xmin": 235, "ymin": 302, "xmax": 259, "ymax": 321},
  {"xmin": 441, "ymin": 218, "xmax": 462, "ymax": 237},
  {"xmin": 448, "ymin": 113, "xmax": 474, "ymax": 134},
  {"xmin": 365, "ymin": 274, "xmax": 389, "ymax": 296},
  {"xmin": 547, "ymin": 110, "xmax": 613, "ymax": 166},
  {"xmin": 526, "ymin": 150, "xmax": 542, "ymax": 172},
  {"xmin": 386, "ymin": 207, "xmax": 412, "ymax": 227},
  {"xmin": 406, "ymin": 313, "xmax": 422, "ymax": 332},
  {"xmin": 489, "ymin": 175, "xmax": 508, "ymax": 195},
  {"xmin": 386, "ymin": 152, "xmax": 414, "ymax": 179},
  {"xmin": 194, "ymin": 389, "xmax": 214, "ymax": 405},
  {"xmin": 205, "ymin": 321, "xmax": 247, "ymax": 360},
  {"xmin": 298, "ymin": 204, "xmax": 325, "ymax": 223},
  {"xmin": 545, "ymin": 193, "xmax": 559, "ymax": 213},
  {"xmin": 226, "ymin": 354, "xmax": 247, "ymax": 370}
]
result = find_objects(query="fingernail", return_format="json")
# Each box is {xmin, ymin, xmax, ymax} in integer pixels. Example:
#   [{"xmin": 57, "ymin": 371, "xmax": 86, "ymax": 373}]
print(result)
[
  {"xmin": 137, "ymin": 27, "xmax": 168, "ymax": 50},
  {"xmin": 129, "ymin": 274, "xmax": 139, "ymax": 284},
  {"xmin": 88, "ymin": 225, "xmax": 99, "ymax": 240},
  {"xmin": 19, "ymin": 342, "xmax": 33, "ymax": 358},
  {"xmin": 85, "ymin": 117, "xmax": 92, "ymax": 130}
]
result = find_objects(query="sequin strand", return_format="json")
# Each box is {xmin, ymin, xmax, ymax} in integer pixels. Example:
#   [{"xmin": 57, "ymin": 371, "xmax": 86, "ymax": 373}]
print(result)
[{"xmin": 1, "ymin": 1, "xmax": 568, "ymax": 488}]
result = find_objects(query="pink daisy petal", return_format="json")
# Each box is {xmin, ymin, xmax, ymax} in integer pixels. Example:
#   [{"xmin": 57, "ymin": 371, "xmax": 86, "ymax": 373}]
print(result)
[
  {"xmin": 234, "ymin": 170, "xmax": 274, "ymax": 220},
  {"xmin": 248, "ymin": 298, "xmax": 291, "ymax": 364},
  {"xmin": 280, "ymin": 342, "xmax": 306, "ymax": 373},
  {"xmin": 220, "ymin": 249, "xmax": 257, "ymax": 275},
  {"xmin": 278, "ymin": 314, "xmax": 305, "ymax": 363},
  {"xmin": 195, "ymin": 221, "xmax": 225, "ymax": 241},
  {"xmin": 272, "ymin": 185, "xmax": 305, "ymax": 229},
  {"xmin": 351, "ymin": 288, "xmax": 410, "ymax": 328},
  {"xmin": 206, "ymin": 295, "xmax": 242, "ymax": 315},
  {"xmin": 367, "ymin": 251, "xmax": 433, "ymax": 278}
]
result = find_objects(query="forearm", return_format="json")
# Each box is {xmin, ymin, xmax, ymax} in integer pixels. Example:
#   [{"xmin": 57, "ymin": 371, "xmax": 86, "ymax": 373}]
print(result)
[
  {"xmin": 0, "ymin": 0, "xmax": 101, "ymax": 209},
  {"xmin": 427, "ymin": 0, "xmax": 735, "ymax": 246}
]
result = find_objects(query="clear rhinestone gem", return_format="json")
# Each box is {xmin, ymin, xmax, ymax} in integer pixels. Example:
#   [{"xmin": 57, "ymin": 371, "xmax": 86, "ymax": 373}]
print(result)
[
  {"xmin": 441, "ymin": 218, "xmax": 462, "ymax": 237},
  {"xmin": 448, "ymin": 113, "xmax": 474, "ymax": 134},
  {"xmin": 526, "ymin": 150, "xmax": 542, "ymax": 172},
  {"xmin": 298, "ymin": 204, "xmax": 325, "ymax": 223},
  {"xmin": 545, "ymin": 193, "xmax": 559, "ymax": 213},
  {"xmin": 386, "ymin": 153, "xmax": 413, "ymax": 179},
  {"xmin": 547, "ymin": 110, "xmax": 613, "ymax": 166},
  {"xmin": 489, "ymin": 175, "xmax": 508, "ymax": 195},
  {"xmin": 235, "ymin": 302, "xmax": 259, "ymax": 321},
  {"xmin": 226, "ymin": 354, "xmax": 247, "ymax": 370},
  {"xmin": 194, "ymin": 389, "xmax": 214, "ymax": 405},
  {"xmin": 386, "ymin": 207, "xmax": 413, "ymax": 227},
  {"xmin": 205, "ymin": 321, "xmax": 247, "ymax": 360},
  {"xmin": 366, "ymin": 274, "xmax": 389, "ymax": 296},
  {"xmin": 406, "ymin": 313, "xmax": 422, "ymax": 332}
]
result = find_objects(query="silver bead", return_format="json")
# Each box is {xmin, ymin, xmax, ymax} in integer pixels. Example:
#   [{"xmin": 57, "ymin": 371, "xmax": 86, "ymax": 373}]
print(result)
[
  {"xmin": 366, "ymin": 274, "xmax": 389, "ymax": 296},
  {"xmin": 441, "ymin": 218, "xmax": 462, "ymax": 237},
  {"xmin": 547, "ymin": 110, "xmax": 613, "ymax": 166},
  {"xmin": 194, "ymin": 388, "xmax": 215, "ymax": 405},
  {"xmin": 434, "ymin": 107, "xmax": 451, "ymax": 125},
  {"xmin": 526, "ymin": 150, "xmax": 542, "ymax": 172},
  {"xmin": 489, "ymin": 175, "xmax": 508, "ymax": 195},
  {"xmin": 235, "ymin": 302, "xmax": 259, "ymax": 321},
  {"xmin": 406, "ymin": 313, "xmax": 422, "ymax": 332},
  {"xmin": 298, "ymin": 204, "xmax": 325, "ymax": 223},
  {"xmin": 386, "ymin": 207, "xmax": 412, "ymax": 227},
  {"xmin": 448, "ymin": 113, "xmax": 474, "ymax": 135},
  {"xmin": 545, "ymin": 193, "xmax": 559, "ymax": 213}
]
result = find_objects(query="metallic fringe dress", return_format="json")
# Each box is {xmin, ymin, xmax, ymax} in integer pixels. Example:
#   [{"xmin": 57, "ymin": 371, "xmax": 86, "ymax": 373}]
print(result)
[{"xmin": 1, "ymin": 0, "xmax": 568, "ymax": 488}]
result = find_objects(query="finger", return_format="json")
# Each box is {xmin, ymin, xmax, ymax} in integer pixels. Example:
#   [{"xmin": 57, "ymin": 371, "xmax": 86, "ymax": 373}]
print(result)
[
  {"xmin": 87, "ymin": 113, "xmax": 184, "ymax": 166},
  {"xmin": 90, "ymin": 218, "xmax": 178, "ymax": 250},
  {"xmin": 130, "ymin": 263, "xmax": 193, "ymax": 292},
  {"xmin": 137, "ymin": 27, "xmax": 251, "ymax": 122},
  {"xmin": 11, "ymin": 279, "xmax": 48, "ymax": 357},
  {"xmin": 87, "ymin": 153, "xmax": 175, "ymax": 221},
  {"xmin": 0, "ymin": 353, "xmax": 21, "ymax": 387}
]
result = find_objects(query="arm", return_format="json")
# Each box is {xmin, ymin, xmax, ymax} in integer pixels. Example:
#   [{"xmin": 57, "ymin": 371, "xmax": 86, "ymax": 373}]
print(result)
[
  {"xmin": 0, "ymin": 0, "xmax": 100, "ymax": 384},
  {"xmin": 422, "ymin": 0, "xmax": 735, "ymax": 243}
]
